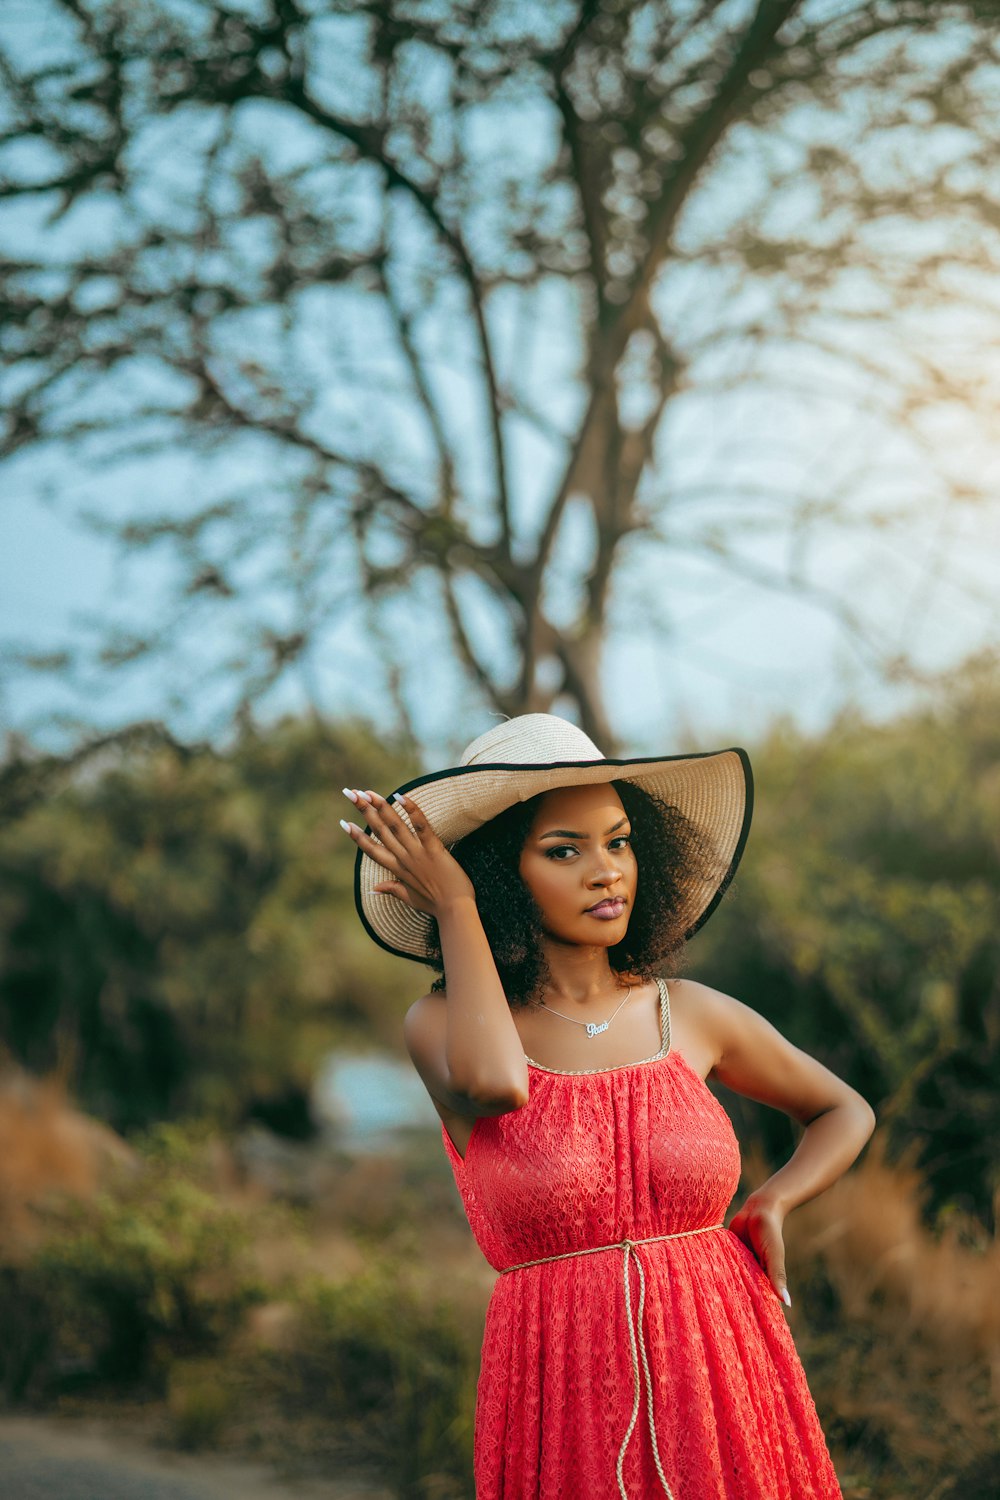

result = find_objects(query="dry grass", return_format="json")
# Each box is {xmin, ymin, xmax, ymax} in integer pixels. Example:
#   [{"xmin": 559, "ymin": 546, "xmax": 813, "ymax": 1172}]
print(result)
[
  {"xmin": 0, "ymin": 1065, "xmax": 135, "ymax": 1254},
  {"xmin": 792, "ymin": 1140, "xmax": 1000, "ymax": 1372},
  {"xmin": 777, "ymin": 1138, "xmax": 1000, "ymax": 1496}
]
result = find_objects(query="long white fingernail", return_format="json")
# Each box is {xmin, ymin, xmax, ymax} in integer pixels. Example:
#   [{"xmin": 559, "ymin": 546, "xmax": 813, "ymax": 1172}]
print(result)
[
  {"xmin": 342, "ymin": 788, "xmax": 358, "ymax": 802},
  {"xmin": 780, "ymin": 1288, "xmax": 792, "ymax": 1307},
  {"xmin": 339, "ymin": 819, "xmax": 353, "ymax": 833}
]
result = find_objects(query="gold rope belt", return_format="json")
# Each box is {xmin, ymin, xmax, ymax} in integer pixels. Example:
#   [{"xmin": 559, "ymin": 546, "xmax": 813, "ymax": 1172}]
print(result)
[{"xmin": 497, "ymin": 1223, "xmax": 725, "ymax": 1500}]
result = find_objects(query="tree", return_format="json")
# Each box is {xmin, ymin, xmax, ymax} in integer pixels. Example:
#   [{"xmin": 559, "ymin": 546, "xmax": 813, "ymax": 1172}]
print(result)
[{"xmin": 2, "ymin": 0, "xmax": 1000, "ymax": 749}]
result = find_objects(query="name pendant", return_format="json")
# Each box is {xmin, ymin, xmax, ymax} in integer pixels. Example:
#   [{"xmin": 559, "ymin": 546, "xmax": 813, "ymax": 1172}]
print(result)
[{"xmin": 587, "ymin": 1020, "xmax": 610, "ymax": 1037}]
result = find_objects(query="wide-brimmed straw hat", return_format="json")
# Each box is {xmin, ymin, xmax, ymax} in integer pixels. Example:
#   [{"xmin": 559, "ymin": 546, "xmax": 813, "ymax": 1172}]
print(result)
[{"xmin": 354, "ymin": 713, "xmax": 753, "ymax": 963}]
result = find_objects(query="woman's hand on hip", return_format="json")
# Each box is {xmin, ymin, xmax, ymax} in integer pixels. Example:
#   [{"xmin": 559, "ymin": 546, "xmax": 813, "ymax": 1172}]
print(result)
[
  {"xmin": 340, "ymin": 788, "xmax": 476, "ymax": 918},
  {"xmin": 728, "ymin": 1191, "xmax": 792, "ymax": 1308}
]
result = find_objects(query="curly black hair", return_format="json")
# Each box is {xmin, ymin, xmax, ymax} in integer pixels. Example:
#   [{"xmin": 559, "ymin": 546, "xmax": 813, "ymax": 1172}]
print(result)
[{"xmin": 425, "ymin": 779, "xmax": 720, "ymax": 1009}]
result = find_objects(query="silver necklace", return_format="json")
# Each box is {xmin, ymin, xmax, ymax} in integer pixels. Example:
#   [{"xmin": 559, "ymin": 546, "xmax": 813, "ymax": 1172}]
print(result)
[{"xmin": 540, "ymin": 985, "xmax": 633, "ymax": 1038}]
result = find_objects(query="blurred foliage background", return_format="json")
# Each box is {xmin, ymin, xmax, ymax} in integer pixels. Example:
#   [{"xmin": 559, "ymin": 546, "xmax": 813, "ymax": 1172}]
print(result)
[
  {"xmin": 2, "ymin": 0, "xmax": 1000, "ymax": 1496},
  {"xmin": 0, "ymin": 718, "xmax": 411, "ymax": 1130}
]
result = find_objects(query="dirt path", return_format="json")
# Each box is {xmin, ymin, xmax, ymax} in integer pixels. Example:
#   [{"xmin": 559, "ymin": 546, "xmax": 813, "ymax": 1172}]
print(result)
[{"xmin": 0, "ymin": 1415, "xmax": 393, "ymax": 1500}]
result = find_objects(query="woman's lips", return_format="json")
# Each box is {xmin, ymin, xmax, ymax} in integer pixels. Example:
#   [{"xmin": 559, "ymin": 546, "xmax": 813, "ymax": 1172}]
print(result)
[{"xmin": 586, "ymin": 899, "xmax": 626, "ymax": 920}]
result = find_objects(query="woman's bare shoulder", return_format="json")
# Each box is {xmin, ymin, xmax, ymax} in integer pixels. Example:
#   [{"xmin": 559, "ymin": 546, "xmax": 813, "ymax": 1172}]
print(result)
[
  {"xmin": 667, "ymin": 974, "xmax": 766, "ymax": 1014},
  {"xmin": 667, "ymin": 977, "xmax": 871, "ymax": 1122},
  {"xmin": 662, "ymin": 976, "xmax": 760, "ymax": 1076}
]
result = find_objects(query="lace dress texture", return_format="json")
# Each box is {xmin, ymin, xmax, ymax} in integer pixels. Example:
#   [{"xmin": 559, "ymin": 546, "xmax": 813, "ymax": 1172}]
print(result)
[{"xmin": 440, "ymin": 979, "xmax": 843, "ymax": 1500}]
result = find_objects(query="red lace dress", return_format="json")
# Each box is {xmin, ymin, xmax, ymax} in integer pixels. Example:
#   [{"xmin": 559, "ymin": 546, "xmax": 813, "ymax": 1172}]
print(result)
[{"xmin": 440, "ymin": 978, "xmax": 843, "ymax": 1500}]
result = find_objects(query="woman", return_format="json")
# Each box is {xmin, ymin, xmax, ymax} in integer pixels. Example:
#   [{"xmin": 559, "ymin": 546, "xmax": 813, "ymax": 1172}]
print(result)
[{"xmin": 341, "ymin": 713, "xmax": 875, "ymax": 1500}]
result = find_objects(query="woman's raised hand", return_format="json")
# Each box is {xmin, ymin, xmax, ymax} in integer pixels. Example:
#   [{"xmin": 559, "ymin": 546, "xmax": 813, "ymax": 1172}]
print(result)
[{"xmin": 340, "ymin": 788, "xmax": 476, "ymax": 918}]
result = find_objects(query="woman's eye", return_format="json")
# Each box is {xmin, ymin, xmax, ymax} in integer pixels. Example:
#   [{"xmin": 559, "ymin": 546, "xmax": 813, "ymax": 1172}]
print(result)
[
  {"xmin": 610, "ymin": 835, "xmax": 631, "ymax": 851},
  {"xmin": 546, "ymin": 845, "xmax": 577, "ymax": 860}
]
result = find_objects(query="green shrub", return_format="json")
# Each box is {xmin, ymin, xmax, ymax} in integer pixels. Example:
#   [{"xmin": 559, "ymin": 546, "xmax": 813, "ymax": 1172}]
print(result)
[
  {"xmin": 167, "ymin": 1356, "xmax": 234, "ymax": 1449},
  {"xmin": 0, "ymin": 1133, "xmax": 266, "ymax": 1400},
  {"xmin": 261, "ymin": 1259, "xmax": 478, "ymax": 1500}
]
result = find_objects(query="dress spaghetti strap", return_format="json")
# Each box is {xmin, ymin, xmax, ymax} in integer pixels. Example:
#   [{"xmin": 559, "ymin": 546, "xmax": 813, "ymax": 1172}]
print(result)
[{"xmin": 658, "ymin": 975, "xmax": 672, "ymax": 1056}]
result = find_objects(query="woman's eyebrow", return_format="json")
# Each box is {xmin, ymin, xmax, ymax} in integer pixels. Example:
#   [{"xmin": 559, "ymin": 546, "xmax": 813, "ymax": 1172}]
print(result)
[{"xmin": 538, "ymin": 817, "xmax": 630, "ymax": 840}]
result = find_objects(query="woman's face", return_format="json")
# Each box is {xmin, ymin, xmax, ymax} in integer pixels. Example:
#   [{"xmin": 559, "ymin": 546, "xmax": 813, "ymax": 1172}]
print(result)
[{"xmin": 517, "ymin": 783, "xmax": 637, "ymax": 947}]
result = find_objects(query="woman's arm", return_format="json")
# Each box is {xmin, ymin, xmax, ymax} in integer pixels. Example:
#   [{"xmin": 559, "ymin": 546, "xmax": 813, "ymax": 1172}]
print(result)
[
  {"xmin": 342, "ymin": 788, "xmax": 529, "ymax": 1105},
  {"xmin": 675, "ymin": 978, "xmax": 876, "ymax": 1306}
]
